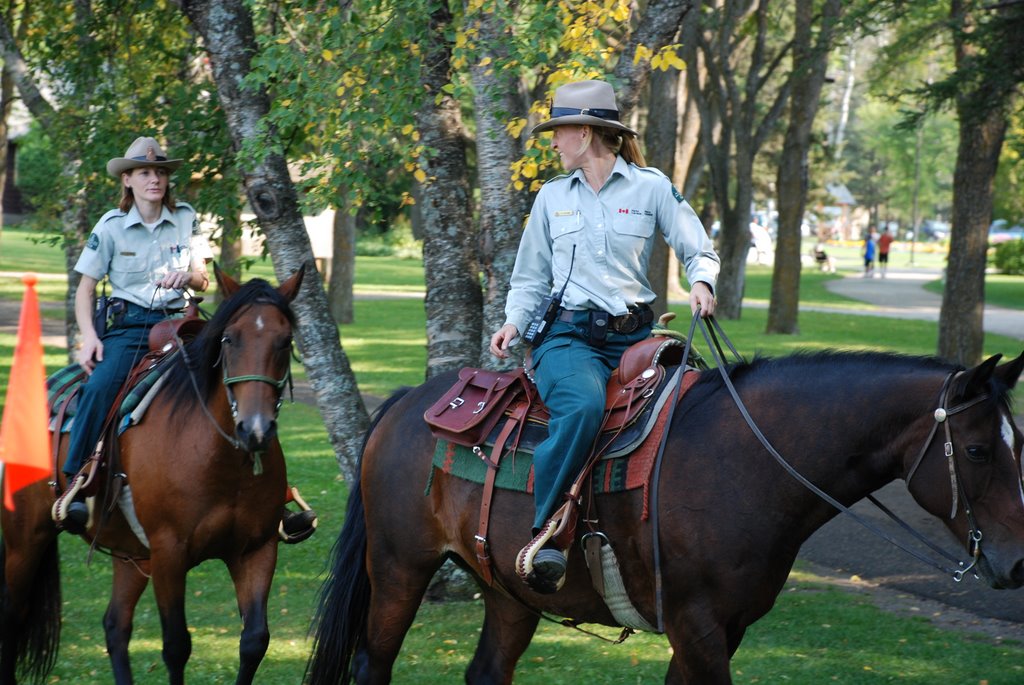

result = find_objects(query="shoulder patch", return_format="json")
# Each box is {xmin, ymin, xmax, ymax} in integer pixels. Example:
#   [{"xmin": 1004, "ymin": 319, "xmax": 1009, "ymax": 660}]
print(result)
[
  {"xmin": 671, "ymin": 185, "xmax": 685, "ymax": 203},
  {"xmin": 85, "ymin": 232, "xmax": 100, "ymax": 251}
]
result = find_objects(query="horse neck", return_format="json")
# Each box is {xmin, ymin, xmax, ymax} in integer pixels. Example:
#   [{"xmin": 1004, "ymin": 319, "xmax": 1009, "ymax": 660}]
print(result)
[{"xmin": 738, "ymin": 370, "xmax": 944, "ymax": 547}]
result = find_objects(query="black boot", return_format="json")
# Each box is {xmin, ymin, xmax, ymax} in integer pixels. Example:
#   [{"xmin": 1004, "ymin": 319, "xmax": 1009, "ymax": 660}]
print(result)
[
  {"xmin": 64, "ymin": 495, "xmax": 89, "ymax": 535},
  {"xmin": 280, "ymin": 507, "xmax": 317, "ymax": 544}
]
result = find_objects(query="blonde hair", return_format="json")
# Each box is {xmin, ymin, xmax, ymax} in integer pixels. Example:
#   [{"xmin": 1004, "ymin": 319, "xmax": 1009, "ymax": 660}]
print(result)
[
  {"xmin": 118, "ymin": 167, "xmax": 176, "ymax": 213},
  {"xmin": 592, "ymin": 126, "xmax": 647, "ymax": 167}
]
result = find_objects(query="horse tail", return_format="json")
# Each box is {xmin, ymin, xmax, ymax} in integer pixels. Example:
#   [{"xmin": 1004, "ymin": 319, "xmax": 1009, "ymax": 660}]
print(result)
[
  {"xmin": 306, "ymin": 388, "xmax": 411, "ymax": 685},
  {"xmin": 0, "ymin": 535, "xmax": 62, "ymax": 681}
]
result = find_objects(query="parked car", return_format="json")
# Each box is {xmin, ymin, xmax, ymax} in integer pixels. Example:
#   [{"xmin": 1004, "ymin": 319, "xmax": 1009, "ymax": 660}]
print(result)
[
  {"xmin": 918, "ymin": 219, "xmax": 950, "ymax": 241},
  {"xmin": 989, "ymin": 219, "xmax": 1024, "ymax": 244}
]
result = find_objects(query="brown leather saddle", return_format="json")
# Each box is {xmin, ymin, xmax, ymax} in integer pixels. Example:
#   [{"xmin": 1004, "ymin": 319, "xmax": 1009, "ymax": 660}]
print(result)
[{"xmin": 423, "ymin": 335, "xmax": 693, "ymax": 584}]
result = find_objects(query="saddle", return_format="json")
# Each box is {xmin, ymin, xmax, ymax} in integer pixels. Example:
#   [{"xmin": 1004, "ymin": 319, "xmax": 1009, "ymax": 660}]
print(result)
[{"xmin": 423, "ymin": 334, "xmax": 693, "ymax": 584}]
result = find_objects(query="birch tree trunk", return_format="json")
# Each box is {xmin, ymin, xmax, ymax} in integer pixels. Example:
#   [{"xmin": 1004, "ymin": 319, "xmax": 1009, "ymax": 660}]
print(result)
[
  {"xmin": 468, "ymin": 1, "xmax": 531, "ymax": 370},
  {"xmin": 417, "ymin": 0, "xmax": 483, "ymax": 377},
  {"xmin": 180, "ymin": 0, "xmax": 368, "ymax": 480}
]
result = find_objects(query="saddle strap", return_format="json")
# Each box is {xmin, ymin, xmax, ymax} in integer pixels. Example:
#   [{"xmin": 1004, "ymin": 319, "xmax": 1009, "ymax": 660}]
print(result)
[{"xmin": 474, "ymin": 401, "xmax": 529, "ymax": 586}]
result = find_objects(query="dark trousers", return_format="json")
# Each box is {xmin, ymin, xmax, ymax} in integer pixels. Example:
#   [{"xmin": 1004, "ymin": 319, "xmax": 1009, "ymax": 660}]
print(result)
[
  {"xmin": 63, "ymin": 304, "xmax": 168, "ymax": 477},
  {"xmin": 529, "ymin": 312, "xmax": 651, "ymax": 531}
]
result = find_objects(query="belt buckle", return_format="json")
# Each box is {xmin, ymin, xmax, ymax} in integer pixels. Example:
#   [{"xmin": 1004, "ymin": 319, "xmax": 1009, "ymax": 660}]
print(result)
[{"xmin": 615, "ymin": 312, "xmax": 639, "ymax": 334}]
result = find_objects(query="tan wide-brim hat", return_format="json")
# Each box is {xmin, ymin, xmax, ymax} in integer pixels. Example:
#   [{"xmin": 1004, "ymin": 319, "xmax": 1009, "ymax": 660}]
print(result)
[
  {"xmin": 106, "ymin": 136, "xmax": 184, "ymax": 178},
  {"xmin": 531, "ymin": 80, "xmax": 638, "ymax": 136}
]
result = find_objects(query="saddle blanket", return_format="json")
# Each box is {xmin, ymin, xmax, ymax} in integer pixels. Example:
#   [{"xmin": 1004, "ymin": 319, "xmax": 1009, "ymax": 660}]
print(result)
[
  {"xmin": 426, "ymin": 369, "xmax": 699, "ymax": 519},
  {"xmin": 46, "ymin": 353, "xmax": 177, "ymax": 435}
]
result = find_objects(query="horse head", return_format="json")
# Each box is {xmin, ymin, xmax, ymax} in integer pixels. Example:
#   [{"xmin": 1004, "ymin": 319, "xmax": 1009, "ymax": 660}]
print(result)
[
  {"xmin": 904, "ymin": 351, "xmax": 1024, "ymax": 589},
  {"xmin": 213, "ymin": 263, "xmax": 305, "ymax": 453}
]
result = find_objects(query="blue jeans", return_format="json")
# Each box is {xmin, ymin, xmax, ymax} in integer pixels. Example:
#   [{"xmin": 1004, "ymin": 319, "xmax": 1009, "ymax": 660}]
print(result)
[
  {"xmin": 529, "ymin": 311, "xmax": 651, "ymax": 531},
  {"xmin": 63, "ymin": 303, "xmax": 170, "ymax": 478}
]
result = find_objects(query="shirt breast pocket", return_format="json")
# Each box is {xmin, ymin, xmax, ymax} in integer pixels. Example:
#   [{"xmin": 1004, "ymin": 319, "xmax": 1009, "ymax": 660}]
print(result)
[
  {"xmin": 550, "ymin": 216, "xmax": 582, "ymax": 270},
  {"xmin": 613, "ymin": 215, "xmax": 656, "ymax": 239},
  {"xmin": 112, "ymin": 254, "xmax": 147, "ymax": 274}
]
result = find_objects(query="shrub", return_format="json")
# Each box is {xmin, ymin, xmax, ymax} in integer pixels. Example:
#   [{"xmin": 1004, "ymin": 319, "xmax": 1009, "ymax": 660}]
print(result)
[{"xmin": 993, "ymin": 240, "xmax": 1024, "ymax": 275}]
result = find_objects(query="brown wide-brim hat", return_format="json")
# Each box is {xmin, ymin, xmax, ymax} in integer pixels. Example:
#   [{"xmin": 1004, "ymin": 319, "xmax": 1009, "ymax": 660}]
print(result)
[
  {"xmin": 531, "ymin": 80, "xmax": 638, "ymax": 136},
  {"xmin": 106, "ymin": 136, "xmax": 184, "ymax": 178}
]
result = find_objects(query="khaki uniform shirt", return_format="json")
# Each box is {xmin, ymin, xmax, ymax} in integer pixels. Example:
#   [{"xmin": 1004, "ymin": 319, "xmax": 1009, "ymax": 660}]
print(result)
[
  {"xmin": 75, "ymin": 202, "xmax": 214, "ymax": 310},
  {"xmin": 504, "ymin": 156, "xmax": 720, "ymax": 336}
]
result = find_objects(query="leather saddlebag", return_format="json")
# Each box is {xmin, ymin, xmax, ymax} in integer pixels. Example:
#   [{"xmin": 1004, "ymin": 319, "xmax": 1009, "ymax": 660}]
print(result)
[{"xmin": 424, "ymin": 367, "xmax": 532, "ymax": 447}]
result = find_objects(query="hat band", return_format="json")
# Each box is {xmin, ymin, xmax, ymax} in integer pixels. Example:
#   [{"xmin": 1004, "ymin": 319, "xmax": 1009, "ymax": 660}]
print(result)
[
  {"xmin": 550, "ymin": 106, "xmax": 620, "ymax": 122},
  {"xmin": 129, "ymin": 155, "xmax": 169, "ymax": 162}
]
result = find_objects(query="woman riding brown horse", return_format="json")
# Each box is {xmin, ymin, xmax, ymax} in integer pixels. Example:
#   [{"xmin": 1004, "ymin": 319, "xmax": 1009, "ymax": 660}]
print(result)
[
  {"xmin": 308, "ymin": 348, "xmax": 1024, "ymax": 684},
  {"xmin": 1, "ymin": 265, "xmax": 304, "ymax": 685}
]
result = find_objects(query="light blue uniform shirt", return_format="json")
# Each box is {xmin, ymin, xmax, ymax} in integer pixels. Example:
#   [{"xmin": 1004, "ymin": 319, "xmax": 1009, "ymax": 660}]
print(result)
[
  {"xmin": 504, "ymin": 156, "xmax": 720, "ymax": 336},
  {"xmin": 75, "ymin": 202, "xmax": 214, "ymax": 310}
]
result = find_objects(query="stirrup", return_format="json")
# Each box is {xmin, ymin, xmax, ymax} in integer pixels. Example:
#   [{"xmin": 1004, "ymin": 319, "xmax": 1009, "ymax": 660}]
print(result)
[
  {"xmin": 52, "ymin": 474, "xmax": 89, "ymax": 531},
  {"xmin": 515, "ymin": 501, "xmax": 573, "ymax": 591},
  {"xmin": 279, "ymin": 486, "xmax": 318, "ymax": 544}
]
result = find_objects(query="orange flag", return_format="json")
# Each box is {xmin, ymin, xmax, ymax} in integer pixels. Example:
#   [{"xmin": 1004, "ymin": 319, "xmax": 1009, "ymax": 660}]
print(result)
[{"xmin": 0, "ymin": 274, "xmax": 51, "ymax": 510}]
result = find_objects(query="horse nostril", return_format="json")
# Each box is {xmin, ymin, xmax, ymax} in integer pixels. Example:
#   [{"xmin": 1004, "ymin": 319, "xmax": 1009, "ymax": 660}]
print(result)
[{"xmin": 1012, "ymin": 559, "xmax": 1024, "ymax": 588}]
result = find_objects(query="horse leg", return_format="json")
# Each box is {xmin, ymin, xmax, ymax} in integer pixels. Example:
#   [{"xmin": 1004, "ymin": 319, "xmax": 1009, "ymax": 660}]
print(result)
[
  {"xmin": 148, "ymin": 547, "xmax": 191, "ymax": 685},
  {"xmin": 357, "ymin": 556, "xmax": 445, "ymax": 684},
  {"xmin": 103, "ymin": 558, "xmax": 151, "ymax": 685},
  {"xmin": 663, "ymin": 620, "xmax": 734, "ymax": 684},
  {"xmin": 226, "ymin": 542, "xmax": 278, "ymax": 685},
  {"xmin": 465, "ymin": 589, "xmax": 541, "ymax": 685}
]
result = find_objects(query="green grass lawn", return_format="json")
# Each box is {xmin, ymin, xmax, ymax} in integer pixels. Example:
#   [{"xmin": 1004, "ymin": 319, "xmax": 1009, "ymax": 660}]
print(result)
[{"xmin": 2, "ymin": 226, "xmax": 1024, "ymax": 682}]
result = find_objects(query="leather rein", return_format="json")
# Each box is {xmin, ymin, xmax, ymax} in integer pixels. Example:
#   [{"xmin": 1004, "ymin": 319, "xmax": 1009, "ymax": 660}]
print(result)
[{"xmin": 685, "ymin": 311, "xmax": 990, "ymax": 583}]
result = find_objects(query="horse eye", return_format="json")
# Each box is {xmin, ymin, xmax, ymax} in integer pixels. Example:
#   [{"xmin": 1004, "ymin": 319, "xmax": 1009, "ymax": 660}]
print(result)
[
  {"xmin": 221, "ymin": 335, "xmax": 233, "ymax": 346},
  {"xmin": 965, "ymin": 445, "xmax": 990, "ymax": 463}
]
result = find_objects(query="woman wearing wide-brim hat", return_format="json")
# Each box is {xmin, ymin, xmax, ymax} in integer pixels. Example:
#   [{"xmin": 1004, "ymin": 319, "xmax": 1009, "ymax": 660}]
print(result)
[
  {"xmin": 488, "ymin": 79, "xmax": 721, "ymax": 594},
  {"xmin": 59, "ymin": 136, "xmax": 213, "ymax": 533}
]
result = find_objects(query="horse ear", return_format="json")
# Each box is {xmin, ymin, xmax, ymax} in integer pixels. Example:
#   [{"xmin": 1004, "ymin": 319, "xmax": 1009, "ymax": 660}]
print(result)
[
  {"xmin": 951, "ymin": 354, "xmax": 1002, "ymax": 401},
  {"xmin": 278, "ymin": 263, "xmax": 305, "ymax": 303},
  {"xmin": 214, "ymin": 262, "xmax": 242, "ymax": 297},
  {"xmin": 995, "ymin": 351, "xmax": 1024, "ymax": 391}
]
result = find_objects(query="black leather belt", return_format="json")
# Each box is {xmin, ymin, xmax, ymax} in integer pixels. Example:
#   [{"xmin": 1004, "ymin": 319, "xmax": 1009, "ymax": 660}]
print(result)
[{"xmin": 557, "ymin": 304, "xmax": 654, "ymax": 334}]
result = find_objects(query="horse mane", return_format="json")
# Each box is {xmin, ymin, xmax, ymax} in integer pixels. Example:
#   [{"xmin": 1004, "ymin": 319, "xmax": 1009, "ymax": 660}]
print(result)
[
  {"xmin": 684, "ymin": 349, "xmax": 966, "ymax": 405},
  {"xmin": 161, "ymin": 278, "xmax": 297, "ymax": 417}
]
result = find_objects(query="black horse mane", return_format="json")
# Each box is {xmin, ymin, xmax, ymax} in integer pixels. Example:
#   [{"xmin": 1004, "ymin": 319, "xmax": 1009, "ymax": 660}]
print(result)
[
  {"xmin": 161, "ymin": 278, "xmax": 296, "ymax": 412},
  {"xmin": 683, "ymin": 349, "xmax": 989, "ymax": 406}
]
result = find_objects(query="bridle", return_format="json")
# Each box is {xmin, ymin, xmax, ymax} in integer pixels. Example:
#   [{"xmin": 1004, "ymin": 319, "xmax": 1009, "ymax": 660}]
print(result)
[
  {"xmin": 218, "ymin": 336, "xmax": 293, "ymax": 422},
  {"xmin": 176, "ymin": 300, "xmax": 293, "ymax": 473},
  {"xmin": 899, "ymin": 371, "xmax": 991, "ymax": 579}
]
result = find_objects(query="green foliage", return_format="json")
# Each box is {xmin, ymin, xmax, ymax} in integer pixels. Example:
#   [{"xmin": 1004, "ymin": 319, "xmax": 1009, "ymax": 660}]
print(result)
[
  {"xmin": 13, "ymin": 123, "xmax": 62, "ymax": 211},
  {"xmin": 993, "ymin": 240, "xmax": 1024, "ymax": 275},
  {"xmin": 11, "ymin": 0, "xmax": 240, "ymax": 246}
]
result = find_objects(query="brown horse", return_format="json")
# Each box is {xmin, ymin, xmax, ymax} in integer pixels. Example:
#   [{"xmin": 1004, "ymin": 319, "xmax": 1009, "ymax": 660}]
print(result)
[
  {"xmin": 307, "ymin": 349, "xmax": 1024, "ymax": 684},
  {"xmin": 0, "ymin": 265, "xmax": 303, "ymax": 685}
]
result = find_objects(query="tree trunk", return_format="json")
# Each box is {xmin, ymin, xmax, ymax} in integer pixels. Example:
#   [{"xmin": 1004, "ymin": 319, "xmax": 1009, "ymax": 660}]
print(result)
[
  {"xmin": 329, "ymin": 204, "xmax": 356, "ymax": 325},
  {"xmin": 644, "ymin": 67, "xmax": 681, "ymax": 320},
  {"xmin": 688, "ymin": 0, "xmax": 795, "ymax": 320},
  {"xmin": 180, "ymin": 0, "xmax": 368, "ymax": 480},
  {"xmin": 767, "ymin": 0, "xmax": 841, "ymax": 335},
  {"xmin": 468, "ymin": 1, "xmax": 531, "ymax": 370},
  {"xmin": 612, "ymin": 0, "xmax": 695, "ymax": 113},
  {"xmin": 940, "ymin": 110, "xmax": 1005, "ymax": 364},
  {"xmin": 416, "ymin": 0, "xmax": 483, "ymax": 377}
]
